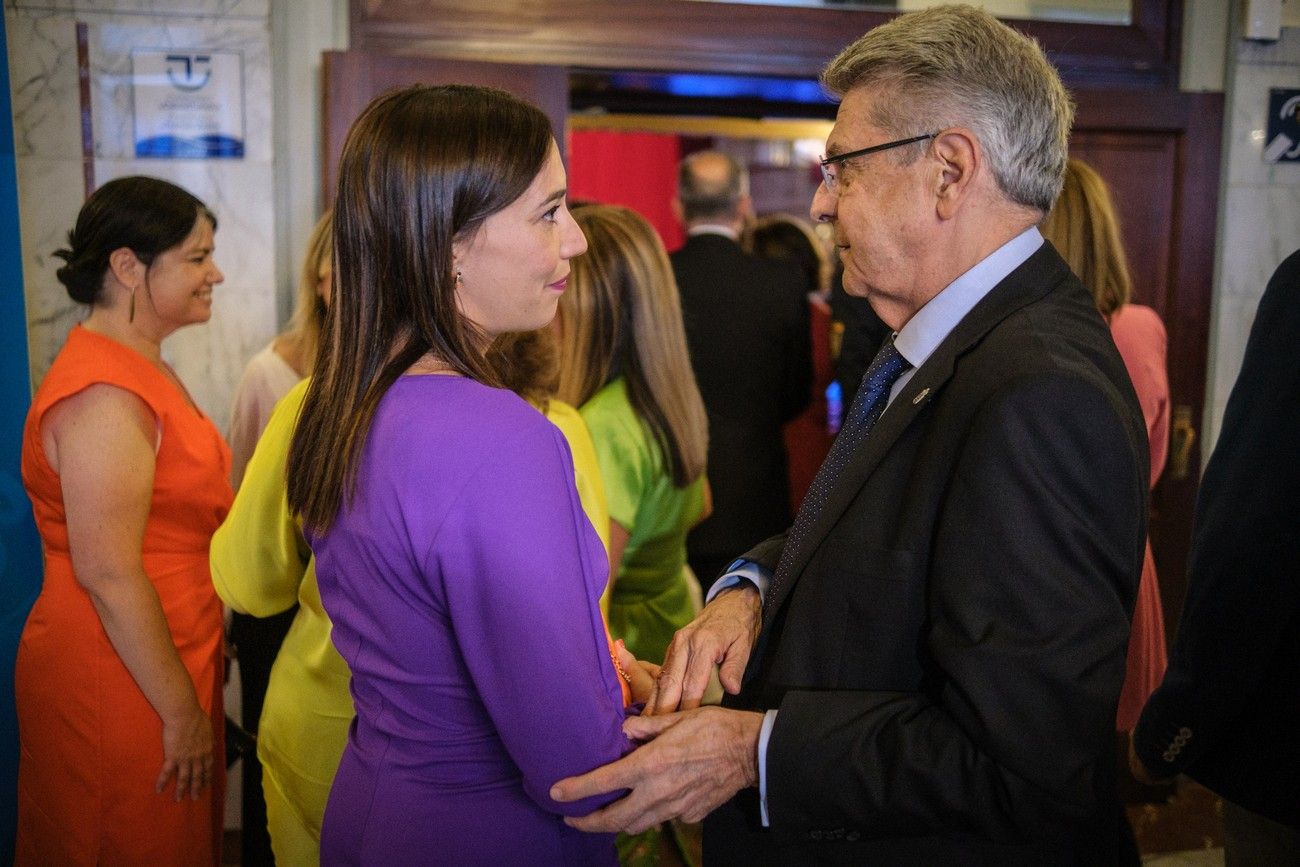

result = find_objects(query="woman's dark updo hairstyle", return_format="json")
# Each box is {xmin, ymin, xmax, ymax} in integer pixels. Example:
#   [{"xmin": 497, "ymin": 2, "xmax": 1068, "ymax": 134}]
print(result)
[{"xmin": 52, "ymin": 176, "xmax": 216, "ymax": 305}]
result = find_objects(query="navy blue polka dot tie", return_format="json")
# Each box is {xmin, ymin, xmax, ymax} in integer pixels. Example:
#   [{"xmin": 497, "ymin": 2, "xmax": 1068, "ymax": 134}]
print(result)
[{"xmin": 766, "ymin": 337, "xmax": 912, "ymax": 608}]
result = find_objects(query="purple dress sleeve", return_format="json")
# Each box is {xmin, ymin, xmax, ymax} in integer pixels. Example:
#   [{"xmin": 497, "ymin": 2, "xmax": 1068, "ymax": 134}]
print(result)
[{"xmin": 425, "ymin": 419, "xmax": 633, "ymax": 816}]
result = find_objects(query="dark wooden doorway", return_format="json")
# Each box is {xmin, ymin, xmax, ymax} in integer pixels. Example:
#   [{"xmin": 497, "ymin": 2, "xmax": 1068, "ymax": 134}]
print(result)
[
  {"xmin": 320, "ymin": 52, "xmax": 568, "ymax": 205},
  {"xmin": 1069, "ymin": 89, "xmax": 1223, "ymax": 642}
]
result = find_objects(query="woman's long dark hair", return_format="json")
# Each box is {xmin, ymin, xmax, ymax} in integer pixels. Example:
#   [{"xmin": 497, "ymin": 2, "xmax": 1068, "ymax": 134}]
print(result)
[{"xmin": 287, "ymin": 84, "xmax": 552, "ymax": 531}]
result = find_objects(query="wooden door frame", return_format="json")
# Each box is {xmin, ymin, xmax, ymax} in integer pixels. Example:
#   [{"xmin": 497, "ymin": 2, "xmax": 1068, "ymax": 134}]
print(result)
[
  {"xmin": 1070, "ymin": 88, "xmax": 1222, "ymax": 639},
  {"xmin": 321, "ymin": 52, "xmax": 570, "ymax": 205},
  {"xmin": 349, "ymin": 0, "xmax": 1183, "ymax": 89}
]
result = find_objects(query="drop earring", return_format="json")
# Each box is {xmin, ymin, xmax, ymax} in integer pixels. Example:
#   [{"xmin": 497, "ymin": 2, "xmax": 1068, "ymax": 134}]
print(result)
[
  {"xmin": 128, "ymin": 285, "xmax": 137, "ymax": 323},
  {"xmin": 455, "ymin": 269, "xmax": 463, "ymax": 286}
]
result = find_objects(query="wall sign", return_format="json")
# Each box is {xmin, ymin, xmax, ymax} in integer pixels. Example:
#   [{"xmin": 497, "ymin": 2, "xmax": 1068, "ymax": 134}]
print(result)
[
  {"xmin": 1264, "ymin": 88, "xmax": 1300, "ymax": 164},
  {"xmin": 132, "ymin": 50, "xmax": 244, "ymax": 159}
]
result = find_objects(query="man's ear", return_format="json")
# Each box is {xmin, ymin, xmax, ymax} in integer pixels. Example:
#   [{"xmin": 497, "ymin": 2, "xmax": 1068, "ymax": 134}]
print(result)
[
  {"xmin": 106, "ymin": 247, "xmax": 143, "ymax": 289},
  {"xmin": 932, "ymin": 128, "xmax": 980, "ymax": 221}
]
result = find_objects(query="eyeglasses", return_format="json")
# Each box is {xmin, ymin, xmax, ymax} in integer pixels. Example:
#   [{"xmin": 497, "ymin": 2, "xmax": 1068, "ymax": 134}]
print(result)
[{"xmin": 819, "ymin": 133, "xmax": 936, "ymax": 191}]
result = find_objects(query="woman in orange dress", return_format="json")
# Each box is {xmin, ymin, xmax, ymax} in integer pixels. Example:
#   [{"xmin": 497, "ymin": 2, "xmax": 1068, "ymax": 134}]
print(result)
[{"xmin": 16, "ymin": 176, "xmax": 232, "ymax": 865}]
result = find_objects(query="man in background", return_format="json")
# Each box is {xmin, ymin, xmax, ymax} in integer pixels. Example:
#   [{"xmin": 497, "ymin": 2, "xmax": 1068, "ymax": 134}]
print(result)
[
  {"xmin": 671, "ymin": 150, "xmax": 812, "ymax": 587},
  {"xmin": 1132, "ymin": 248, "xmax": 1300, "ymax": 862}
]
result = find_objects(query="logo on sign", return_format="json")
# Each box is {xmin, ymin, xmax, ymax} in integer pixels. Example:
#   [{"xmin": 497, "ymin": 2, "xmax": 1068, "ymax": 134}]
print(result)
[
  {"xmin": 164, "ymin": 54, "xmax": 212, "ymax": 92},
  {"xmin": 1264, "ymin": 89, "xmax": 1300, "ymax": 163}
]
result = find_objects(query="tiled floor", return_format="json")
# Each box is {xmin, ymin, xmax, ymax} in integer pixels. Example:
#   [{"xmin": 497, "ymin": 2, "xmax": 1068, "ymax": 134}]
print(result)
[
  {"xmin": 1144, "ymin": 850, "xmax": 1225, "ymax": 866},
  {"xmin": 1129, "ymin": 778, "xmax": 1225, "ymax": 858}
]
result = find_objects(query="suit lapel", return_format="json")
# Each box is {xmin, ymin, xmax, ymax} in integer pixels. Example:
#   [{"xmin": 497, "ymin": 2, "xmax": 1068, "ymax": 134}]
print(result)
[{"xmin": 762, "ymin": 244, "xmax": 1071, "ymax": 626}]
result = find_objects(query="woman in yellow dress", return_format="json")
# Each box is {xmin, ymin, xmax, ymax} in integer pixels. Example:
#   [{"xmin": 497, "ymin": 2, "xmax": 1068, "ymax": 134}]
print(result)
[{"xmin": 222, "ymin": 209, "xmax": 332, "ymax": 865}]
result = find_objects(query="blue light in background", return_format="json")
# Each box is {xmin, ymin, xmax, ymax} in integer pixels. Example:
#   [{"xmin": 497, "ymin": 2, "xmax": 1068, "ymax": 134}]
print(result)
[{"xmin": 606, "ymin": 72, "xmax": 835, "ymax": 106}]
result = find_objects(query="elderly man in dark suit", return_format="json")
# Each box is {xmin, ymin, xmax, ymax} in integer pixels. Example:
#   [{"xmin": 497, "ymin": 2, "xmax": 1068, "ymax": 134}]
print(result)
[
  {"xmin": 554, "ymin": 6, "xmax": 1148, "ymax": 863},
  {"xmin": 670, "ymin": 150, "xmax": 813, "ymax": 588},
  {"xmin": 1131, "ymin": 248, "xmax": 1300, "ymax": 861}
]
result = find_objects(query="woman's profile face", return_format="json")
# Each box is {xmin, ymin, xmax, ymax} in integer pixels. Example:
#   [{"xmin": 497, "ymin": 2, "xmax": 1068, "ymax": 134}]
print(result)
[
  {"xmin": 141, "ymin": 214, "xmax": 223, "ymax": 330},
  {"xmin": 452, "ymin": 140, "xmax": 588, "ymax": 340}
]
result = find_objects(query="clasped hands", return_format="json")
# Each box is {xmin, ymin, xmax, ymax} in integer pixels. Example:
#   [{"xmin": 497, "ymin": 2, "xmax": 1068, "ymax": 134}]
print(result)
[{"xmin": 550, "ymin": 586, "xmax": 766, "ymax": 833}]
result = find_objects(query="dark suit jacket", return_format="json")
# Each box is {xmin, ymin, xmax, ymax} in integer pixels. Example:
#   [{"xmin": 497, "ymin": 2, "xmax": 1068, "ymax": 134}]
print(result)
[
  {"xmin": 704, "ymin": 243, "xmax": 1149, "ymax": 864},
  {"xmin": 1133, "ymin": 249, "xmax": 1300, "ymax": 829},
  {"xmin": 672, "ymin": 233, "xmax": 813, "ymax": 578}
]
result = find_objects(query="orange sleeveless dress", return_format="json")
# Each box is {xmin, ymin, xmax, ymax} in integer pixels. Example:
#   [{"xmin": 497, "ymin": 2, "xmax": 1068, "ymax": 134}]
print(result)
[{"xmin": 15, "ymin": 325, "xmax": 232, "ymax": 866}]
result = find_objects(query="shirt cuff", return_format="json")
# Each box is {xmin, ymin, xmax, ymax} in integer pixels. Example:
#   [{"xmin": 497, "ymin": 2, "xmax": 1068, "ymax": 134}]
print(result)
[
  {"xmin": 758, "ymin": 709, "xmax": 777, "ymax": 827},
  {"xmin": 705, "ymin": 559, "xmax": 771, "ymax": 603}
]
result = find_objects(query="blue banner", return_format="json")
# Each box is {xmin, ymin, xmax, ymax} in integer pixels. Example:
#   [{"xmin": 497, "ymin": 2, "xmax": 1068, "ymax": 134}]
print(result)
[{"xmin": 0, "ymin": 11, "xmax": 45, "ymax": 862}]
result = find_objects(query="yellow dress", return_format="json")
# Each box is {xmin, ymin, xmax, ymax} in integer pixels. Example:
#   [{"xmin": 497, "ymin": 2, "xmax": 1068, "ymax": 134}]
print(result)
[{"xmin": 210, "ymin": 381, "xmax": 612, "ymax": 866}]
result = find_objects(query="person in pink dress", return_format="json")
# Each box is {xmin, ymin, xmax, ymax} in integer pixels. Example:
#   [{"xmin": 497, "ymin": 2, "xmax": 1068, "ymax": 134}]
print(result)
[{"xmin": 1042, "ymin": 157, "xmax": 1169, "ymax": 732}]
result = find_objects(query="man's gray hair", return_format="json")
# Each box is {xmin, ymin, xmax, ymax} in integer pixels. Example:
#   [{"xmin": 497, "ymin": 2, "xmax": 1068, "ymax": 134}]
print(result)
[
  {"xmin": 822, "ymin": 4, "xmax": 1073, "ymax": 213},
  {"xmin": 677, "ymin": 151, "xmax": 749, "ymax": 222}
]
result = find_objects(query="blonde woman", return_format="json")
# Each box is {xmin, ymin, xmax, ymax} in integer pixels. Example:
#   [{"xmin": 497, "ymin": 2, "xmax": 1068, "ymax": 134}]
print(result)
[
  {"xmin": 1042, "ymin": 157, "xmax": 1169, "ymax": 732},
  {"xmin": 556, "ymin": 204, "xmax": 710, "ymax": 669},
  {"xmin": 228, "ymin": 210, "xmax": 332, "ymax": 486},
  {"xmin": 222, "ymin": 209, "xmax": 330, "ymax": 866}
]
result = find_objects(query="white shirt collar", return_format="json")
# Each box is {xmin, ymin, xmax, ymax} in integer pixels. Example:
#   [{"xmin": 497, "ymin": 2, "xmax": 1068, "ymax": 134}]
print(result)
[
  {"xmin": 893, "ymin": 226, "xmax": 1044, "ymax": 372},
  {"xmin": 687, "ymin": 223, "xmax": 740, "ymax": 241}
]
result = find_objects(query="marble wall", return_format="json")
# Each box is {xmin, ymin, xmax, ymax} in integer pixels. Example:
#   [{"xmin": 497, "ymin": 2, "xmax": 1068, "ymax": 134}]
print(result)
[
  {"xmin": 1204, "ymin": 22, "xmax": 1300, "ymax": 450},
  {"xmin": 6, "ymin": 0, "xmax": 277, "ymax": 435}
]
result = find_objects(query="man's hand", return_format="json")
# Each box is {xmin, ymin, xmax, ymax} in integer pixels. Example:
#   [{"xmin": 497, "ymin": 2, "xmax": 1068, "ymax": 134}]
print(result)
[
  {"xmin": 551, "ymin": 707, "xmax": 764, "ymax": 833},
  {"xmin": 647, "ymin": 585, "xmax": 761, "ymax": 715}
]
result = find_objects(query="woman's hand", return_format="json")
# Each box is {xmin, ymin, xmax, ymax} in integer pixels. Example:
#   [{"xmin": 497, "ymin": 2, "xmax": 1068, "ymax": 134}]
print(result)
[
  {"xmin": 615, "ymin": 640, "xmax": 661, "ymax": 706},
  {"xmin": 157, "ymin": 704, "xmax": 215, "ymax": 802}
]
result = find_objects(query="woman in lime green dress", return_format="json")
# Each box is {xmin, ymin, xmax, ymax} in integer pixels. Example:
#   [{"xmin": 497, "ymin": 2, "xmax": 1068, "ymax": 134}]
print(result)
[{"xmin": 555, "ymin": 204, "xmax": 710, "ymax": 669}]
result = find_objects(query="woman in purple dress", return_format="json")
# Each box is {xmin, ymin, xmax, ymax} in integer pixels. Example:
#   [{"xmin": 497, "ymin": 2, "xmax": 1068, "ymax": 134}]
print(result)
[{"xmin": 285, "ymin": 85, "xmax": 642, "ymax": 865}]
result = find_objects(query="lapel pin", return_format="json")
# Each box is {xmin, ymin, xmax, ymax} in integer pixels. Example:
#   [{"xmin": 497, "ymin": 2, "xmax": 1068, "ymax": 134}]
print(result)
[{"xmin": 912, "ymin": 387, "xmax": 930, "ymax": 405}]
